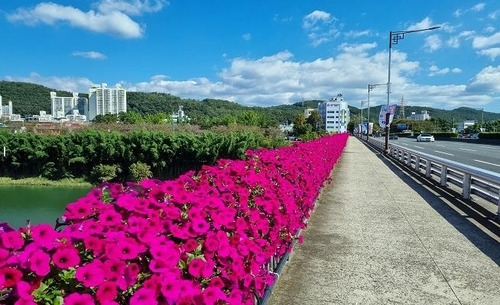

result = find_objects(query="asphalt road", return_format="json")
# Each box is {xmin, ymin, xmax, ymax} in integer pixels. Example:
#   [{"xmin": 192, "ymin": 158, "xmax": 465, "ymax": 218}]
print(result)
[{"xmin": 371, "ymin": 137, "xmax": 500, "ymax": 174}]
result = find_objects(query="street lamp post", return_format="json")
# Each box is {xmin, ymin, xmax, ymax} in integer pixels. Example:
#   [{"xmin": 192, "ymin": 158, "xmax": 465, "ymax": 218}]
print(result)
[
  {"xmin": 360, "ymin": 100, "xmax": 367, "ymax": 136},
  {"xmin": 384, "ymin": 26, "xmax": 440, "ymax": 154},
  {"xmin": 367, "ymin": 83, "xmax": 387, "ymax": 141}
]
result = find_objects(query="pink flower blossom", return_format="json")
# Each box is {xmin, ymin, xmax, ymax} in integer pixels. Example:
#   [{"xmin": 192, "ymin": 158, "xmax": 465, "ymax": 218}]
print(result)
[
  {"xmin": 52, "ymin": 246, "xmax": 80, "ymax": 269},
  {"xmin": 202, "ymin": 285, "xmax": 227, "ymax": 305},
  {"xmin": 129, "ymin": 288, "xmax": 158, "ymax": 305},
  {"xmin": 0, "ymin": 266, "xmax": 23, "ymax": 287},
  {"xmin": 96, "ymin": 281, "xmax": 117, "ymax": 303},
  {"xmin": 28, "ymin": 249, "xmax": 51, "ymax": 276},
  {"xmin": 75, "ymin": 261, "xmax": 105, "ymax": 287},
  {"xmin": 1, "ymin": 231, "xmax": 24, "ymax": 250},
  {"xmin": 64, "ymin": 292, "xmax": 95, "ymax": 305},
  {"xmin": 30, "ymin": 224, "xmax": 58, "ymax": 249}
]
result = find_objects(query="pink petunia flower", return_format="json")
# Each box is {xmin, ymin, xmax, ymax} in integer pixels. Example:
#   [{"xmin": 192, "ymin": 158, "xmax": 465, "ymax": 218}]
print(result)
[
  {"xmin": 30, "ymin": 224, "xmax": 58, "ymax": 249},
  {"xmin": 129, "ymin": 287, "xmax": 158, "ymax": 305},
  {"xmin": 96, "ymin": 281, "xmax": 118, "ymax": 303},
  {"xmin": 52, "ymin": 246, "xmax": 80, "ymax": 269},
  {"xmin": 102, "ymin": 259, "xmax": 126, "ymax": 281},
  {"xmin": 0, "ymin": 248, "xmax": 9, "ymax": 267},
  {"xmin": 0, "ymin": 266, "xmax": 23, "ymax": 288},
  {"xmin": 187, "ymin": 258, "xmax": 203, "ymax": 278},
  {"xmin": 1, "ymin": 231, "xmax": 24, "ymax": 250},
  {"xmin": 83, "ymin": 236, "xmax": 104, "ymax": 255},
  {"xmin": 63, "ymin": 199, "xmax": 94, "ymax": 220},
  {"xmin": 98, "ymin": 209, "xmax": 122, "ymax": 227},
  {"xmin": 28, "ymin": 249, "xmax": 51, "ymax": 276},
  {"xmin": 64, "ymin": 292, "xmax": 95, "ymax": 305},
  {"xmin": 202, "ymin": 286, "xmax": 227, "ymax": 305},
  {"xmin": 75, "ymin": 261, "xmax": 105, "ymax": 287}
]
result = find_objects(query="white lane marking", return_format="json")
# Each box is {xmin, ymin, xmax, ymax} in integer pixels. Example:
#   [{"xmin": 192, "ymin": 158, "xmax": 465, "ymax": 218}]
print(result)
[
  {"xmin": 414, "ymin": 145, "xmax": 425, "ymax": 149},
  {"xmin": 474, "ymin": 159, "xmax": 500, "ymax": 167},
  {"xmin": 459, "ymin": 148, "xmax": 476, "ymax": 152},
  {"xmin": 434, "ymin": 150, "xmax": 454, "ymax": 156}
]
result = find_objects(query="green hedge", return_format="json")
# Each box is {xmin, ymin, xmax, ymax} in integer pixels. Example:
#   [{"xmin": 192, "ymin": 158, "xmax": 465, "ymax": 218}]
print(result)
[{"xmin": 0, "ymin": 129, "xmax": 287, "ymax": 183}]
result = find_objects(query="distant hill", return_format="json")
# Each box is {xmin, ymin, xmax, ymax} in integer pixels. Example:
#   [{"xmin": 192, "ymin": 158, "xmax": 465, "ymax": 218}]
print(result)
[
  {"xmin": 350, "ymin": 104, "xmax": 500, "ymax": 124},
  {"xmin": 0, "ymin": 81, "xmax": 74, "ymax": 115},
  {"xmin": 1, "ymin": 81, "xmax": 499, "ymax": 125}
]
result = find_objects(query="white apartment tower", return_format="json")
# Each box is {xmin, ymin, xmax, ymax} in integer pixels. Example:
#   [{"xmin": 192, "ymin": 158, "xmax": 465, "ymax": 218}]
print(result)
[
  {"xmin": 318, "ymin": 94, "xmax": 350, "ymax": 133},
  {"xmin": 88, "ymin": 83, "xmax": 127, "ymax": 121},
  {"xmin": 0, "ymin": 95, "xmax": 13, "ymax": 118},
  {"xmin": 50, "ymin": 92, "xmax": 88, "ymax": 119}
]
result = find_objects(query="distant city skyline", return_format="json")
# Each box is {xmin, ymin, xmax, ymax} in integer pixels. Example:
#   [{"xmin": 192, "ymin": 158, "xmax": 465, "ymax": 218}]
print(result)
[{"xmin": 1, "ymin": 1, "xmax": 500, "ymax": 113}]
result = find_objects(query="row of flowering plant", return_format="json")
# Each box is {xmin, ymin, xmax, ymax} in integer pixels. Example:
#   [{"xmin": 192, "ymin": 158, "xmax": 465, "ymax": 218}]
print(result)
[{"xmin": 0, "ymin": 133, "xmax": 348, "ymax": 305}]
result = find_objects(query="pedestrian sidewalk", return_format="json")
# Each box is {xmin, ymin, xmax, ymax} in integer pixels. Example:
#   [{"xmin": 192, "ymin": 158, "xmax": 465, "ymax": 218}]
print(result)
[{"xmin": 268, "ymin": 136, "xmax": 500, "ymax": 305}]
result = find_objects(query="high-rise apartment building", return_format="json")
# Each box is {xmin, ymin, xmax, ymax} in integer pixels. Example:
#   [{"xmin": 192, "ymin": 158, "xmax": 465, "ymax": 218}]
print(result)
[
  {"xmin": 50, "ymin": 92, "xmax": 88, "ymax": 119},
  {"xmin": 0, "ymin": 95, "xmax": 13, "ymax": 119},
  {"xmin": 318, "ymin": 94, "xmax": 350, "ymax": 133},
  {"xmin": 88, "ymin": 83, "xmax": 127, "ymax": 121}
]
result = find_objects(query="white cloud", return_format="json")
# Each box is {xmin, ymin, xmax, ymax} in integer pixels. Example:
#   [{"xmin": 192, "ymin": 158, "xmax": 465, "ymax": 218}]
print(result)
[
  {"xmin": 302, "ymin": 10, "xmax": 340, "ymax": 47},
  {"xmin": 471, "ymin": 3, "xmax": 486, "ymax": 12},
  {"xmin": 406, "ymin": 17, "xmax": 436, "ymax": 32},
  {"xmin": 3, "ymin": 72, "xmax": 94, "ymax": 93},
  {"xmin": 2, "ymin": 47, "xmax": 496, "ymax": 110},
  {"xmin": 344, "ymin": 30, "xmax": 371, "ymax": 38},
  {"xmin": 424, "ymin": 35, "xmax": 442, "ymax": 52},
  {"xmin": 302, "ymin": 10, "xmax": 332, "ymax": 30},
  {"xmin": 472, "ymin": 32, "xmax": 500, "ymax": 48},
  {"xmin": 467, "ymin": 65, "xmax": 500, "ymax": 93},
  {"xmin": 489, "ymin": 10, "xmax": 500, "ymax": 19},
  {"xmin": 338, "ymin": 43, "xmax": 377, "ymax": 54},
  {"xmin": 72, "ymin": 51, "xmax": 107, "ymax": 60},
  {"xmin": 428, "ymin": 65, "xmax": 461, "ymax": 76},
  {"xmin": 95, "ymin": 0, "xmax": 168, "ymax": 15},
  {"xmin": 6, "ymin": 1, "xmax": 162, "ymax": 38},
  {"xmin": 242, "ymin": 33, "xmax": 252, "ymax": 41},
  {"xmin": 477, "ymin": 47, "xmax": 500, "ymax": 60}
]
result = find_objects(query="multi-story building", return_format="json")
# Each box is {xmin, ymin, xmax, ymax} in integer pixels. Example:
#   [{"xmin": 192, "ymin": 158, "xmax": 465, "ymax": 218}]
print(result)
[
  {"xmin": 0, "ymin": 95, "xmax": 13, "ymax": 119},
  {"xmin": 318, "ymin": 94, "xmax": 350, "ymax": 133},
  {"xmin": 457, "ymin": 120, "xmax": 476, "ymax": 133},
  {"xmin": 171, "ymin": 106, "xmax": 190, "ymax": 124},
  {"xmin": 409, "ymin": 110, "xmax": 431, "ymax": 121},
  {"xmin": 50, "ymin": 92, "xmax": 88, "ymax": 119},
  {"xmin": 88, "ymin": 83, "xmax": 127, "ymax": 121}
]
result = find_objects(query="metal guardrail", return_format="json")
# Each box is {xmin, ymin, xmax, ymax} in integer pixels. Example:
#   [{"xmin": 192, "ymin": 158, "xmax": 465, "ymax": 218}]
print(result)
[{"xmin": 364, "ymin": 136, "xmax": 500, "ymax": 218}]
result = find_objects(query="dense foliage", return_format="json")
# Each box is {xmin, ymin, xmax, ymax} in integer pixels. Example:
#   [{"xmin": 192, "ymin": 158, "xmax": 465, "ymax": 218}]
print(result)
[
  {"xmin": 0, "ymin": 81, "xmax": 75, "ymax": 116},
  {"xmin": 0, "ymin": 133, "xmax": 349, "ymax": 305},
  {"xmin": 0, "ymin": 129, "xmax": 287, "ymax": 184}
]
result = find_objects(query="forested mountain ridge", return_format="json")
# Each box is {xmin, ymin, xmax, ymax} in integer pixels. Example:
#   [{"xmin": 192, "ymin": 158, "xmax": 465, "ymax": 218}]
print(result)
[{"xmin": 1, "ymin": 81, "xmax": 499, "ymax": 125}]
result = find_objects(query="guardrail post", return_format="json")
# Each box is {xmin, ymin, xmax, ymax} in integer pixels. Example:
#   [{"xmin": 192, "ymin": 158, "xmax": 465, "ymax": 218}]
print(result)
[
  {"xmin": 497, "ymin": 189, "xmax": 500, "ymax": 218},
  {"xmin": 425, "ymin": 160, "xmax": 431, "ymax": 177},
  {"xmin": 440, "ymin": 165, "xmax": 447, "ymax": 187},
  {"xmin": 462, "ymin": 173, "xmax": 472, "ymax": 199},
  {"xmin": 415, "ymin": 155, "xmax": 420, "ymax": 172}
]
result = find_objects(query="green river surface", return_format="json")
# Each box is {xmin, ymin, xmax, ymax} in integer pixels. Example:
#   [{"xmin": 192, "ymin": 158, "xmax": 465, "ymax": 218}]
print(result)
[{"xmin": 0, "ymin": 185, "xmax": 91, "ymax": 229}]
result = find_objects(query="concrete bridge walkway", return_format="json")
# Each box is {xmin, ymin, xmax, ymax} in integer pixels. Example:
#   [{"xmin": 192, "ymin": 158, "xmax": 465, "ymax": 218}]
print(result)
[{"xmin": 268, "ymin": 136, "xmax": 500, "ymax": 305}]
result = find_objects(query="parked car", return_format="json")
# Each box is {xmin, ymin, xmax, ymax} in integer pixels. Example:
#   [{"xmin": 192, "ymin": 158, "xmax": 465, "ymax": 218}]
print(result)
[
  {"xmin": 389, "ymin": 134, "xmax": 398, "ymax": 140},
  {"xmin": 416, "ymin": 133, "xmax": 435, "ymax": 142}
]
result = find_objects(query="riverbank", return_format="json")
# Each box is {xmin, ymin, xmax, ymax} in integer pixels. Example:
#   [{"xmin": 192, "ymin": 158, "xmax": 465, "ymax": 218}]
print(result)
[{"xmin": 0, "ymin": 177, "xmax": 93, "ymax": 187}]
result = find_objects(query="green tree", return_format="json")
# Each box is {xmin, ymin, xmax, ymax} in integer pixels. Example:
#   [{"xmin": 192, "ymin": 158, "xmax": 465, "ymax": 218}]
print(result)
[
  {"xmin": 128, "ymin": 162, "xmax": 153, "ymax": 182},
  {"xmin": 306, "ymin": 110, "xmax": 322, "ymax": 131}
]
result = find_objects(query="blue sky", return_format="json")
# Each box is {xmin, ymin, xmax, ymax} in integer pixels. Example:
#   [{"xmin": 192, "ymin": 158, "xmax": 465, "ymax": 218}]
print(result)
[{"xmin": 2, "ymin": 1, "xmax": 500, "ymax": 113}]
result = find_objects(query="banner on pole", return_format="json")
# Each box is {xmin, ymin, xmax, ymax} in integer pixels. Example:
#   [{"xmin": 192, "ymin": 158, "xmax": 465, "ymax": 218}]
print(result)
[{"xmin": 379, "ymin": 104, "xmax": 397, "ymax": 128}]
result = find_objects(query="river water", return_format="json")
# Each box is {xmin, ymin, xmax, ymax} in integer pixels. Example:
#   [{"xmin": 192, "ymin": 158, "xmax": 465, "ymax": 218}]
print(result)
[{"xmin": 0, "ymin": 185, "xmax": 91, "ymax": 229}]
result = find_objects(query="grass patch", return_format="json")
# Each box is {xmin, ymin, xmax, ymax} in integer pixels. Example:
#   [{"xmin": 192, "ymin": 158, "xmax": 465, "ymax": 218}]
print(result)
[{"xmin": 0, "ymin": 177, "xmax": 93, "ymax": 187}]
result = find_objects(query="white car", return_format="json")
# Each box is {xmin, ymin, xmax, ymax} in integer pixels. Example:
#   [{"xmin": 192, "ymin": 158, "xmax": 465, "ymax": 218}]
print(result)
[{"xmin": 416, "ymin": 133, "xmax": 435, "ymax": 142}]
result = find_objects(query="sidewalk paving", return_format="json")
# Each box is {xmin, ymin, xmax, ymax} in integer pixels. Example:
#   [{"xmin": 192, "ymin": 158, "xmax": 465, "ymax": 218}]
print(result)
[{"xmin": 268, "ymin": 136, "xmax": 500, "ymax": 305}]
